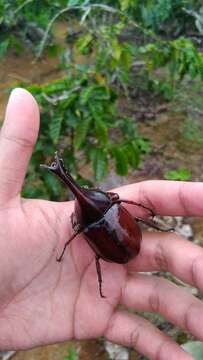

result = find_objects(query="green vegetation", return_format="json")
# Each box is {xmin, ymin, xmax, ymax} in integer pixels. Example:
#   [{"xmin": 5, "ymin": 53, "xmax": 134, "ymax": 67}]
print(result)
[
  {"xmin": 1, "ymin": 0, "xmax": 203, "ymax": 198},
  {"xmin": 164, "ymin": 168, "xmax": 192, "ymax": 181},
  {"xmin": 24, "ymin": 73, "xmax": 148, "ymax": 199},
  {"xmin": 63, "ymin": 347, "xmax": 78, "ymax": 360}
]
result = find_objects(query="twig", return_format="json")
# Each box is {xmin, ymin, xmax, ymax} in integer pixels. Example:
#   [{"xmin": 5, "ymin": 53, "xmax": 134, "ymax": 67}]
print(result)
[
  {"xmin": 37, "ymin": 3, "xmax": 157, "ymax": 58},
  {"xmin": 13, "ymin": 0, "xmax": 34, "ymax": 15},
  {"xmin": 42, "ymin": 86, "xmax": 81, "ymax": 105}
]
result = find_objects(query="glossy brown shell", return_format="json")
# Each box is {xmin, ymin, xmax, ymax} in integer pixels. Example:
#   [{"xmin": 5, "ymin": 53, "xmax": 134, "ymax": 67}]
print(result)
[{"xmin": 83, "ymin": 203, "xmax": 142, "ymax": 264}]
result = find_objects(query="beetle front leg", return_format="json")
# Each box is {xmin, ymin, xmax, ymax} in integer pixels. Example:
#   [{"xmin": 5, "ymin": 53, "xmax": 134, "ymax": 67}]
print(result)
[
  {"xmin": 71, "ymin": 212, "xmax": 81, "ymax": 232},
  {"xmin": 95, "ymin": 255, "xmax": 106, "ymax": 298},
  {"xmin": 56, "ymin": 228, "xmax": 83, "ymax": 262},
  {"xmin": 107, "ymin": 192, "xmax": 120, "ymax": 201},
  {"xmin": 115, "ymin": 199, "xmax": 155, "ymax": 218},
  {"xmin": 135, "ymin": 216, "xmax": 174, "ymax": 232}
]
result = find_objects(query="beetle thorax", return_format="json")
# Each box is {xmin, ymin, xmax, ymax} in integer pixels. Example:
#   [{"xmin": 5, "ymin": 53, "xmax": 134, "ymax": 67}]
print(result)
[{"xmin": 74, "ymin": 189, "xmax": 112, "ymax": 227}]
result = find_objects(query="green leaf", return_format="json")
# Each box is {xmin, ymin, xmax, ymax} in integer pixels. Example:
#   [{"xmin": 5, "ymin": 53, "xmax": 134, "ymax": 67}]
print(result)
[
  {"xmin": 42, "ymin": 172, "xmax": 63, "ymax": 200},
  {"xmin": 199, "ymin": 60, "xmax": 203, "ymax": 80},
  {"xmin": 68, "ymin": 0, "xmax": 83, "ymax": 7},
  {"xmin": 49, "ymin": 115, "xmax": 63, "ymax": 144},
  {"xmin": 88, "ymin": 101, "xmax": 104, "ymax": 121},
  {"xmin": 91, "ymin": 148, "xmax": 108, "ymax": 181},
  {"xmin": 125, "ymin": 143, "xmax": 140, "ymax": 168},
  {"xmin": 137, "ymin": 138, "xmax": 151, "ymax": 154},
  {"xmin": 189, "ymin": 63, "xmax": 197, "ymax": 79},
  {"xmin": 76, "ymin": 33, "xmax": 93, "ymax": 53},
  {"xmin": 94, "ymin": 118, "xmax": 108, "ymax": 145},
  {"xmin": 74, "ymin": 116, "xmax": 91, "ymax": 150},
  {"xmin": 111, "ymin": 38, "xmax": 122, "ymax": 61},
  {"xmin": 164, "ymin": 168, "xmax": 192, "ymax": 181},
  {"xmin": 119, "ymin": 0, "xmax": 132, "ymax": 11},
  {"xmin": 65, "ymin": 111, "xmax": 78, "ymax": 129},
  {"xmin": 81, "ymin": 86, "xmax": 95, "ymax": 105},
  {"xmin": 182, "ymin": 341, "xmax": 203, "ymax": 359},
  {"xmin": 0, "ymin": 39, "xmax": 9, "ymax": 58},
  {"xmin": 47, "ymin": 44, "xmax": 63, "ymax": 58},
  {"xmin": 81, "ymin": 85, "xmax": 109, "ymax": 105},
  {"xmin": 60, "ymin": 93, "xmax": 79, "ymax": 110},
  {"xmin": 63, "ymin": 347, "xmax": 78, "ymax": 360},
  {"xmin": 111, "ymin": 147, "xmax": 128, "ymax": 176}
]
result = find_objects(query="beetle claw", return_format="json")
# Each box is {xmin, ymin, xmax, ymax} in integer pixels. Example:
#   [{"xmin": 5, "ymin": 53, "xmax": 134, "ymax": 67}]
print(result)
[{"xmin": 100, "ymin": 292, "xmax": 106, "ymax": 299}]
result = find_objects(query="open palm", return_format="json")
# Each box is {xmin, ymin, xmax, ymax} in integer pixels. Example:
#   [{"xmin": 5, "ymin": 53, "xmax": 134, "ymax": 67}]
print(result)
[{"xmin": 1, "ymin": 89, "xmax": 203, "ymax": 360}]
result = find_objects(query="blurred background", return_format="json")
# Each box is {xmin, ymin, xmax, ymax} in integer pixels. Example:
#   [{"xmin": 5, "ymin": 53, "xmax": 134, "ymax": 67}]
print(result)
[{"xmin": 0, "ymin": 0, "xmax": 203, "ymax": 359}]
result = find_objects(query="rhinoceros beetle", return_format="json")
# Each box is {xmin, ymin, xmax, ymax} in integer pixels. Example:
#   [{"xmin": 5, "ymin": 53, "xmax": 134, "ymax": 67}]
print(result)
[{"xmin": 42, "ymin": 152, "xmax": 172, "ymax": 297}]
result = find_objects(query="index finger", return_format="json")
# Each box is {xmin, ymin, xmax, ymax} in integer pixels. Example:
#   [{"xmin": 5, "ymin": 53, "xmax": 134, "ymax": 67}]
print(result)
[{"xmin": 115, "ymin": 180, "xmax": 203, "ymax": 216}]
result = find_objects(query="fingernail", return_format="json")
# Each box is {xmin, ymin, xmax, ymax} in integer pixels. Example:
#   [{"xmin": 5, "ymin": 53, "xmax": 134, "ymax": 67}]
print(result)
[{"xmin": 8, "ymin": 88, "xmax": 28, "ymax": 103}]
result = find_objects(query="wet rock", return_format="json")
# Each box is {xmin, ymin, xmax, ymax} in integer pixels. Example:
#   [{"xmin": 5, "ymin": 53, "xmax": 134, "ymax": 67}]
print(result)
[
  {"xmin": 174, "ymin": 217, "xmax": 193, "ymax": 240},
  {"xmin": 148, "ymin": 216, "xmax": 193, "ymax": 241},
  {"xmin": 104, "ymin": 341, "xmax": 129, "ymax": 360},
  {"xmin": 0, "ymin": 351, "xmax": 16, "ymax": 360}
]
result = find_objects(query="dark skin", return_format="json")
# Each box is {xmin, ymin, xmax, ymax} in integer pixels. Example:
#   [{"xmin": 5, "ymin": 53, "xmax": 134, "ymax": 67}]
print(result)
[{"xmin": 0, "ymin": 88, "xmax": 203, "ymax": 359}]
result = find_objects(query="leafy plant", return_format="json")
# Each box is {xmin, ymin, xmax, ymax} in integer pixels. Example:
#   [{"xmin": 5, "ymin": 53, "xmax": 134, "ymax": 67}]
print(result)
[
  {"xmin": 1, "ymin": 1, "xmax": 203, "ymax": 96},
  {"xmin": 139, "ymin": 0, "xmax": 197, "ymax": 36},
  {"xmin": 22, "ymin": 68, "xmax": 148, "ymax": 199},
  {"xmin": 138, "ymin": 37, "xmax": 203, "ymax": 99},
  {"xmin": 164, "ymin": 168, "xmax": 192, "ymax": 181},
  {"xmin": 3, "ymin": 0, "xmax": 203, "ymax": 201},
  {"xmin": 49, "ymin": 3, "xmax": 203, "ymax": 102},
  {"xmin": 63, "ymin": 347, "xmax": 78, "ymax": 360}
]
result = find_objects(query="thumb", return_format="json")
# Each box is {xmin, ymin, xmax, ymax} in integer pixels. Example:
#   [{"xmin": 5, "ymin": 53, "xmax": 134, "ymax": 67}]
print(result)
[{"xmin": 0, "ymin": 88, "xmax": 40, "ymax": 204}]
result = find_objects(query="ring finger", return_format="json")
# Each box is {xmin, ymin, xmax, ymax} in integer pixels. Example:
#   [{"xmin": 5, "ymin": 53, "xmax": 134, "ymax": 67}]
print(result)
[
  {"xmin": 128, "ymin": 231, "xmax": 203, "ymax": 290},
  {"xmin": 121, "ymin": 272, "xmax": 203, "ymax": 341}
]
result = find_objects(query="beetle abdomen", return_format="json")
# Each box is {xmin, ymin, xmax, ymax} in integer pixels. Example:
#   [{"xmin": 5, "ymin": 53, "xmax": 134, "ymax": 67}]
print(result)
[{"xmin": 84, "ymin": 204, "xmax": 142, "ymax": 264}]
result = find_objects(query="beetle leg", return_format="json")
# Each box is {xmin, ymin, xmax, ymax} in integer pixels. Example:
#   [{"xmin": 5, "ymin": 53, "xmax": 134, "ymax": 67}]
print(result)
[
  {"xmin": 71, "ymin": 212, "xmax": 81, "ymax": 232},
  {"xmin": 115, "ymin": 199, "xmax": 155, "ymax": 218},
  {"xmin": 107, "ymin": 192, "xmax": 120, "ymax": 201},
  {"xmin": 135, "ymin": 216, "xmax": 174, "ymax": 232},
  {"xmin": 95, "ymin": 255, "xmax": 106, "ymax": 298},
  {"xmin": 56, "ymin": 229, "xmax": 83, "ymax": 262}
]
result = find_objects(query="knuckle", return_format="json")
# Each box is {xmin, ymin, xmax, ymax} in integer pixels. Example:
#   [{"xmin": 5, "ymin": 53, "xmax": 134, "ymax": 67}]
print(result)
[
  {"xmin": 3, "ymin": 134, "xmax": 34, "ymax": 149},
  {"xmin": 130, "ymin": 322, "xmax": 142, "ymax": 350},
  {"xmin": 154, "ymin": 241, "xmax": 168, "ymax": 271},
  {"xmin": 183, "ymin": 302, "xmax": 196, "ymax": 333},
  {"xmin": 191, "ymin": 255, "xmax": 203, "ymax": 289},
  {"xmin": 178, "ymin": 182, "xmax": 188, "ymax": 215},
  {"xmin": 139, "ymin": 181, "xmax": 156, "ymax": 215},
  {"xmin": 155, "ymin": 338, "xmax": 173, "ymax": 360},
  {"xmin": 148, "ymin": 286, "xmax": 160, "ymax": 313}
]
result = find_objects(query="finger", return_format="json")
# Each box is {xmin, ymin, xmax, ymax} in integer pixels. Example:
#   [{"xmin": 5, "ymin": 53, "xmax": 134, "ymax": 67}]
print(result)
[
  {"xmin": 121, "ymin": 273, "xmax": 203, "ymax": 342},
  {"xmin": 105, "ymin": 310, "xmax": 192, "ymax": 360},
  {"xmin": 115, "ymin": 180, "xmax": 203, "ymax": 216},
  {"xmin": 128, "ymin": 232, "xmax": 203, "ymax": 290},
  {"xmin": 0, "ymin": 88, "xmax": 39, "ymax": 203}
]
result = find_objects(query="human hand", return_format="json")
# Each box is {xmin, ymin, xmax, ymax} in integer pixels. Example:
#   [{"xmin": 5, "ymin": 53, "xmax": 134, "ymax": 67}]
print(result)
[{"xmin": 0, "ymin": 88, "xmax": 203, "ymax": 359}]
